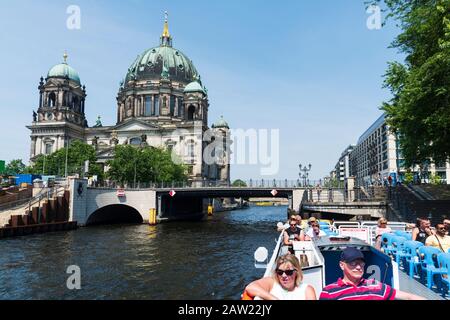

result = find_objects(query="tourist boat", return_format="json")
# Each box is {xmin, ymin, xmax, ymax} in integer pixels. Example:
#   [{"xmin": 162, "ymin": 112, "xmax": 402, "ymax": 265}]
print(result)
[{"xmin": 248, "ymin": 220, "xmax": 447, "ymax": 300}]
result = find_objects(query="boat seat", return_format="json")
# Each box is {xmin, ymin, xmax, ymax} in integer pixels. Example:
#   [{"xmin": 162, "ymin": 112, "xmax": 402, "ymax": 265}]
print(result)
[
  {"xmin": 381, "ymin": 233, "xmax": 396, "ymax": 254},
  {"xmin": 418, "ymin": 246, "xmax": 447, "ymax": 289},
  {"xmin": 437, "ymin": 253, "xmax": 450, "ymax": 296}
]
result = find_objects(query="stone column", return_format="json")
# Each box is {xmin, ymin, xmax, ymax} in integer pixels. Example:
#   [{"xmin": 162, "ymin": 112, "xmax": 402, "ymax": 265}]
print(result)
[
  {"xmin": 59, "ymin": 90, "xmax": 65, "ymax": 108},
  {"xmin": 30, "ymin": 137, "xmax": 36, "ymax": 159},
  {"xmin": 346, "ymin": 176, "xmax": 355, "ymax": 202},
  {"xmin": 174, "ymin": 97, "xmax": 178, "ymax": 117},
  {"xmin": 39, "ymin": 92, "xmax": 43, "ymax": 109},
  {"xmin": 35, "ymin": 137, "xmax": 42, "ymax": 155},
  {"xmin": 134, "ymin": 96, "xmax": 139, "ymax": 117}
]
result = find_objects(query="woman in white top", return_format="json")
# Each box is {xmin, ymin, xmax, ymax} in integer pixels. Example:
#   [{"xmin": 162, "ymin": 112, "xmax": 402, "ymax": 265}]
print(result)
[
  {"xmin": 244, "ymin": 254, "xmax": 316, "ymax": 300},
  {"xmin": 375, "ymin": 217, "xmax": 392, "ymax": 250}
]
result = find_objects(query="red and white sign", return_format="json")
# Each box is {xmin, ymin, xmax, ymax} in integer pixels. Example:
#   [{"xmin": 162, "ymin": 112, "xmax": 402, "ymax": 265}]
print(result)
[
  {"xmin": 169, "ymin": 190, "xmax": 176, "ymax": 197},
  {"xmin": 338, "ymin": 227, "xmax": 370, "ymax": 243},
  {"xmin": 117, "ymin": 189, "xmax": 125, "ymax": 197},
  {"xmin": 271, "ymin": 189, "xmax": 278, "ymax": 196}
]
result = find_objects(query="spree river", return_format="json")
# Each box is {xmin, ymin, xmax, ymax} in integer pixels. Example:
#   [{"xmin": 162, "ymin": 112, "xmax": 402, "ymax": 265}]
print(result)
[{"xmin": 0, "ymin": 205, "xmax": 286, "ymax": 300}]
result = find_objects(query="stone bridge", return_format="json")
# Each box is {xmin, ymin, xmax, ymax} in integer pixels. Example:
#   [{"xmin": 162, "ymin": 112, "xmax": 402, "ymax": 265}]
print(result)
[
  {"xmin": 69, "ymin": 179, "xmax": 386, "ymax": 226},
  {"xmin": 69, "ymin": 179, "xmax": 307, "ymax": 226}
]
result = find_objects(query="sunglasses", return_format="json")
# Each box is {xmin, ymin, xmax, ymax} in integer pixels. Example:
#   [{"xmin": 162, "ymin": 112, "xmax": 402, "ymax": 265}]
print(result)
[
  {"xmin": 346, "ymin": 261, "xmax": 366, "ymax": 268},
  {"xmin": 276, "ymin": 269, "xmax": 296, "ymax": 276}
]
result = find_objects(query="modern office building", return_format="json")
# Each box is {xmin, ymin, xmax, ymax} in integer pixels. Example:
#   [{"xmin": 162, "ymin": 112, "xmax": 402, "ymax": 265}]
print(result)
[
  {"xmin": 344, "ymin": 113, "xmax": 449, "ymax": 186},
  {"xmin": 332, "ymin": 145, "xmax": 355, "ymax": 182}
]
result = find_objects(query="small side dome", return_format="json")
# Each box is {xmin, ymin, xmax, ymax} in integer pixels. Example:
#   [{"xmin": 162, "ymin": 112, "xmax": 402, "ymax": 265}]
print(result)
[
  {"xmin": 212, "ymin": 116, "xmax": 229, "ymax": 129},
  {"xmin": 47, "ymin": 53, "xmax": 81, "ymax": 84},
  {"xmin": 184, "ymin": 81, "xmax": 206, "ymax": 95}
]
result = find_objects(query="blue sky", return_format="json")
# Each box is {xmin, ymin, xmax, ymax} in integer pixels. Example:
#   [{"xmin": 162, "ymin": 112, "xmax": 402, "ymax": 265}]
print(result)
[{"xmin": 0, "ymin": 0, "xmax": 403, "ymax": 180}]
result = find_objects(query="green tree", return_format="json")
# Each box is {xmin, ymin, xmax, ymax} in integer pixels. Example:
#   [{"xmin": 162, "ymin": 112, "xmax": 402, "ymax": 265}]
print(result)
[
  {"xmin": 232, "ymin": 179, "xmax": 247, "ymax": 187},
  {"xmin": 370, "ymin": 0, "xmax": 450, "ymax": 167},
  {"xmin": 5, "ymin": 159, "xmax": 26, "ymax": 175},
  {"xmin": 30, "ymin": 140, "xmax": 103, "ymax": 179},
  {"xmin": 429, "ymin": 173, "xmax": 442, "ymax": 185},
  {"xmin": 106, "ymin": 145, "xmax": 187, "ymax": 185},
  {"xmin": 403, "ymin": 171, "xmax": 414, "ymax": 184},
  {"xmin": 324, "ymin": 178, "xmax": 341, "ymax": 188}
]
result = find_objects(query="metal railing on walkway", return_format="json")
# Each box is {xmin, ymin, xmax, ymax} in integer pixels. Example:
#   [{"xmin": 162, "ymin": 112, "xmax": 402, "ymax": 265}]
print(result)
[{"xmin": 0, "ymin": 185, "xmax": 66, "ymax": 213}]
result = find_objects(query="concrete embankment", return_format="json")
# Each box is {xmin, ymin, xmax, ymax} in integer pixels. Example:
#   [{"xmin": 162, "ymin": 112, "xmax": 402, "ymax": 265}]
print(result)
[{"xmin": 0, "ymin": 189, "xmax": 77, "ymax": 239}]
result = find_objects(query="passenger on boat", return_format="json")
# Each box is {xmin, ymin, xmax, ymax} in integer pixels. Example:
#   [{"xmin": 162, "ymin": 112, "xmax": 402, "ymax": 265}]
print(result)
[
  {"xmin": 443, "ymin": 219, "xmax": 450, "ymax": 235},
  {"xmin": 425, "ymin": 223, "xmax": 450, "ymax": 253},
  {"xmin": 412, "ymin": 218, "xmax": 433, "ymax": 244},
  {"xmin": 278, "ymin": 214, "xmax": 301, "ymax": 232},
  {"xmin": 307, "ymin": 216, "xmax": 317, "ymax": 225},
  {"xmin": 244, "ymin": 254, "xmax": 317, "ymax": 300},
  {"xmin": 375, "ymin": 218, "xmax": 392, "ymax": 250},
  {"xmin": 319, "ymin": 247, "xmax": 426, "ymax": 300},
  {"xmin": 282, "ymin": 217, "xmax": 305, "ymax": 254},
  {"xmin": 305, "ymin": 222, "xmax": 326, "ymax": 241},
  {"xmin": 294, "ymin": 215, "xmax": 302, "ymax": 227}
]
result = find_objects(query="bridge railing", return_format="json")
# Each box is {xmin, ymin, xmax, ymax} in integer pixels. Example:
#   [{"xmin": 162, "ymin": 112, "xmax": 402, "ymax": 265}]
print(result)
[{"xmin": 88, "ymin": 179, "xmax": 341, "ymax": 189}]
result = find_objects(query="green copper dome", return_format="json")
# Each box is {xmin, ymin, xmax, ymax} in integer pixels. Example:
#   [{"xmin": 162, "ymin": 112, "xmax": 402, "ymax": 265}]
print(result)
[
  {"xmin": 125, "ymin": 46, "xmax": 199, "ymax": 84},
  {"xmin": 184, "ymin": 81, "xmax": 206, "ymax": 94},
  {"xmin": 213, "ymin": 116, "xmax": 229, "ymax": 129},
  {"xmin": 47, "ymin": 62, "xmax": 81, "ymax": 84},
  {"xmin": 125, "ymin": 15, "xmax": 200, "ymax": 86}
]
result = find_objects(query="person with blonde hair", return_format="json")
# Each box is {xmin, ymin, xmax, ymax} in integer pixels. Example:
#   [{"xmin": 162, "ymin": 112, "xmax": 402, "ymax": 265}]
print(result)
[
  {"xmin": 244, "ymin": 254, "xmax": 316, "ymax": 300},
  {"xmin": 375, "ymin": 217, "xmax": 392, "ymax": 250}
]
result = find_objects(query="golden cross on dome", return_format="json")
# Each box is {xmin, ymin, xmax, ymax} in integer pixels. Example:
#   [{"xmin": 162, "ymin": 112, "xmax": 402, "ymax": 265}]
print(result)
[
  {"xmin": 162, "ymin": 11, "xmax": 170, "ymax": 38},
  {"xmin": 63, "ymin": 51, "xmax": 68, "ymax": 63}
]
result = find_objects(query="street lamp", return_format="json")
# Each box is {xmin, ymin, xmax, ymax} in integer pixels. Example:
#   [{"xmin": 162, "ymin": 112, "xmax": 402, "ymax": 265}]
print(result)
[
  {"xmin": 64, "ymin": 138, "xmax": 69, "ymax": 178},
  {"xmin": 299, "ymin": 163, "xmax": 312, "ymax": 187}
]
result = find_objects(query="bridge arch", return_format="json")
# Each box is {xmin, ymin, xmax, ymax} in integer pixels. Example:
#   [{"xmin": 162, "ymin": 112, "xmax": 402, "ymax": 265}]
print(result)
[{"xmin": 86, "ymin": 204, "xmax": 143, "ymax": 226}]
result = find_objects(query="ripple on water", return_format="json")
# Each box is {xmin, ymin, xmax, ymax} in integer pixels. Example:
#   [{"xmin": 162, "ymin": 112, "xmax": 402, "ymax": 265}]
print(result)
[{"xmin": 0, "ymin": 205, "xmax": 286, "ymax": 299}]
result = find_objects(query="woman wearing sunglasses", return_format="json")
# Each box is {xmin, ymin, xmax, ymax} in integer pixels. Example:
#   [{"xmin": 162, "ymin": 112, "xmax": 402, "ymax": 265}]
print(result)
[{"xmin": 244, "ymin": 254, "xmax": 317, "ymax": 300}]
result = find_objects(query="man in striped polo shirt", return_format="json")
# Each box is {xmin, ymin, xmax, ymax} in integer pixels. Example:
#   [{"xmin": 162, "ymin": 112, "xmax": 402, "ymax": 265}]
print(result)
[{"xmin": 319, "ymin": 247, "xmax": 425, "ymax": 300}]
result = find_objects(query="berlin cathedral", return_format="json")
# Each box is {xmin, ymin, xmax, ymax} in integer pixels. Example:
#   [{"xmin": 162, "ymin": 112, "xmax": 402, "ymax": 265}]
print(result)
[{"xmin": 27, "ymin": 14, "xmax": 231, "ymax": 185}]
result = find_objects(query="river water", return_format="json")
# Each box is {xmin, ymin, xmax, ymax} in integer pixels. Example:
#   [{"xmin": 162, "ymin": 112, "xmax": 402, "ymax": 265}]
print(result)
[{"xmin": 0, "ymin": 205, "xmax": 286, "ymax": 300}]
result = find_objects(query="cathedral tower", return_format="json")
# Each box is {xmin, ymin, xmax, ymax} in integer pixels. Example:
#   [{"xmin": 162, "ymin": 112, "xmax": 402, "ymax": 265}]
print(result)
[{"xmin": 27, "ymin": 52, "xmax": 87, "ymax": 161}]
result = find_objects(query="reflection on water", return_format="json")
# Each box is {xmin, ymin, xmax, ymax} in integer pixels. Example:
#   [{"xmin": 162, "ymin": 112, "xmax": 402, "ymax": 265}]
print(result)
[{"xmin": 0, "ymin": 205, "xmax": 286, "ymax": 300}]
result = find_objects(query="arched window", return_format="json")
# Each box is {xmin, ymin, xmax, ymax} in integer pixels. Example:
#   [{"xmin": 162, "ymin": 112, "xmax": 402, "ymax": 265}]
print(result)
[
  {"xmin": 188, "ymin": 142, "xmax": 195, "ymax": 157},
  {"xmin": 72, "ymin": 97, "xmax": 79, "ymax": 111},
  {"xmin": 48, "ymin": 92, "xmax": 56, "ymax": 107},
  {"xmin": 187, "ymin": 105, "xmax": 196, "ymax": 121},
  {"xmin": 45, "ymin": 143, "xmax": 53, "ymax": 155},
  {"xmin": 170, "ymin": 96, "xmax": 176, "ymax": 116},
  {"xmin": 145, "ymin": 96, "xmax": 151, "ymax": 116},
  {"xmin": 130, "ymin": 137, "xmax": 141, "ymax": 145},
  {"xmin": 178, "ymin": 98, "xmax": 184, "ymax": 118},
  {"xmin": 154, "ymin": 95, "xmax": 160, "ymax": 116}
]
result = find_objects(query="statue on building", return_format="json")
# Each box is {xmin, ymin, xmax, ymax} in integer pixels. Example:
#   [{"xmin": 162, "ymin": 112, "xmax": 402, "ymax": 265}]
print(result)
[
  {"xmin": 140, "ymin": 133, "xmax": 148, "ymax": 147},
  {"xmin": 161, "ymin": 62, "xmax": 170, "ymax": 80},
  {"xmin": 33, "ymin": 111, "xmax": 37, "ymax": 122},
  {"xmin": 110, "ymin": 130, "xmax": 119, "ymax": 145},
  {"xmin": 92, "ymin": 136, "xmax": 99, "ymax": 149},
  {"xmin": 93, "ymin": 116, "xmax": 102, "ymax": 127}
]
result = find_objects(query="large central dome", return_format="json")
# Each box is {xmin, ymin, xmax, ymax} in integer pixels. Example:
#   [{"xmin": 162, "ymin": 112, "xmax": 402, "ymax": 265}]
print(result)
[
  {"xmin": 125, "ymin": 46, "xmax": 198, "ymax": 84},
  {"xmin": 124, "ymin": 14, "xmax": 199, "ymax": 85}
]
